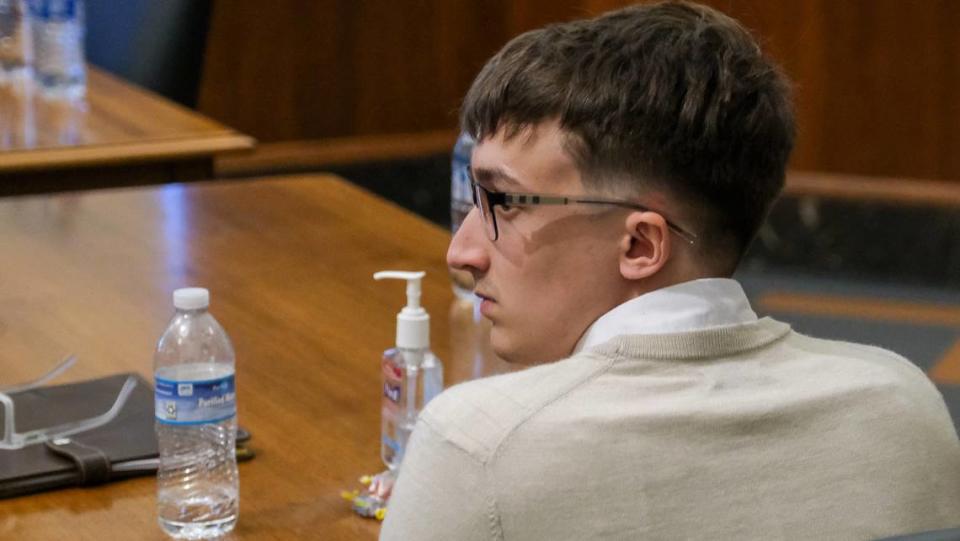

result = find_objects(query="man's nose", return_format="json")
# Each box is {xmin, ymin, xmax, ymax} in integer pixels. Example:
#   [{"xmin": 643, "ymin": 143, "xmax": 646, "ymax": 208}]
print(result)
[{"xmin": 447, "ymin": 208, "xmax": 490, "ymax": 276}]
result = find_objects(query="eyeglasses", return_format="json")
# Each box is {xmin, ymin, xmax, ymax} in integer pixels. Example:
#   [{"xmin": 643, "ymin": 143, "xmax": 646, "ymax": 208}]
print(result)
[
  {"xmin": 0, "ymin": 355, "xmax": 137, "ymax": 450},
  {"xmin": 468, "ymin": 169, "xmax": 698, "ymax": 244}
]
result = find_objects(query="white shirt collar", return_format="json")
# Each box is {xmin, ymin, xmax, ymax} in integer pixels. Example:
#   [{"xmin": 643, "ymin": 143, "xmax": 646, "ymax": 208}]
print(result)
[{"xmin": 573, "ymin": 278, "xmax": 757, "ymax": 353}]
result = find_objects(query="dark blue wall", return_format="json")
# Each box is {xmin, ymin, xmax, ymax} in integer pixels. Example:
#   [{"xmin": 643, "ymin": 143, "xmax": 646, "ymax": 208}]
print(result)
[{"xmin": 85, "ymin": 0, "xmax": 211, "ymax": 107}]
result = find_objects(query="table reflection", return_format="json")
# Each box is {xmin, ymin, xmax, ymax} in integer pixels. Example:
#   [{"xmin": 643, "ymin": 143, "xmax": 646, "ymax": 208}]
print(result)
[
  {"xmin": 0, "ymin": 75, "xmax": 87, "ymax": 151},
  {"xmin": 0, "ymin": 74, "xmax": 35, "ymax": 148}
]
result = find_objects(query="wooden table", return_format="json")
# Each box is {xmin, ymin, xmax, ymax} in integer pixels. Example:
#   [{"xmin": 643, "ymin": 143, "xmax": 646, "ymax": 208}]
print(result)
[
  {"xmin": 0, "ymin": 66, "xmax": 254, "ymax": 196},
  {"xmin": 0, "ymin": 174, "xmax": 509, "ymax": 540}
]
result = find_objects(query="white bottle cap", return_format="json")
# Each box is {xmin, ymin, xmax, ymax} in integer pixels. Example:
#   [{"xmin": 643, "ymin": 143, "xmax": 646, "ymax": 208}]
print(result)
[
  {"xmin": 373, "ymin": 271, "xmax": 429, "ymax": 350},
  {"xmin": 173, "ymin": 288, "xmax": 209, "ymax": 310}
]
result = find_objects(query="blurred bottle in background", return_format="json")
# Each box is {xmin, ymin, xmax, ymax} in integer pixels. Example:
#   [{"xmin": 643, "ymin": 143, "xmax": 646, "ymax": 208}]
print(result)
[
  {"xmin": 34, "ymin": 90, "xmax": 83, "ymax": 144},
  {"xmin": 450, "ymin": 132, "xmax": 476, "ymax": 300},
  {"xmin": 0, "ymin": 0, "xmax": 32, "ymax": 82},
  {"xmin": 29, "ymin": 0, "xmax": 85, "ymax": 99},
  {"xmin": 0, "ymin": 71, "xmax": 35, "ymax": 148},
  {"xmin": 447, "ymin": 297, "xmax": 513, "ymax": 385},
  {"xmin": 0, "ymin": 0, "xmax": 35, "ymax": 150}
]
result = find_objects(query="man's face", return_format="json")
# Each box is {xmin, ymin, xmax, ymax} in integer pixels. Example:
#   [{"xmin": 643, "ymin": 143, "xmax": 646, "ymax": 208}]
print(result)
[{"xmin": 447, "ymin": 121, "xmax": 628, "ymax": 365}]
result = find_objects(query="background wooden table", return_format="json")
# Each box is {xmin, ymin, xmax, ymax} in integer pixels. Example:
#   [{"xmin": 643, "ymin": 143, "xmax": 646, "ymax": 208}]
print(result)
[
  {"xmin": 0, "ymin": 174, "xmax": 508, "ymax": 540},
  {"xmin": 0, "ymin": 67, "xmax": 254, "ymax": 196}
]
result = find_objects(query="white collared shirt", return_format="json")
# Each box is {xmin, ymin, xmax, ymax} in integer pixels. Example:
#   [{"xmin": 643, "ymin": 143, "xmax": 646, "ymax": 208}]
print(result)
[{"xmin": 573, "ymin": 278, "xmax": 757, "ymax": 353}]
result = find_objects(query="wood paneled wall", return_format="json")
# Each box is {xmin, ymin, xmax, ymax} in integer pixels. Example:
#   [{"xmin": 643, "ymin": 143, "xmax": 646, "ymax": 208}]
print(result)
[
  {"xmin": 199, "ymin": 1, "xmax": 511, "ymax": 143},
  {"xmin": 199, "ymin": 1, "xmax": 960, "ymax": 180}
]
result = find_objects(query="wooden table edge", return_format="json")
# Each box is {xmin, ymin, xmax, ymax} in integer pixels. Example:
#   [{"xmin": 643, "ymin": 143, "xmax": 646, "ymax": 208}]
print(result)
[{"xmin": 0, "ymin": 134, "xmax": 256, "ymax": 172}]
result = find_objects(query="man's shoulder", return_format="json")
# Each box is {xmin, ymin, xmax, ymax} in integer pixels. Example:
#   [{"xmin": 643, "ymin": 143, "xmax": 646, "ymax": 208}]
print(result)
[
  {"xmin": 784, "ymin": 331, "xmax": 948, "ymax": 413},
  {"xmin": 787, "ymin": 331, "xmax": 929, "ymax": 381},
  {"xmin": 418, "ymin": 352, "xmax": 615, "ymax": 462}
]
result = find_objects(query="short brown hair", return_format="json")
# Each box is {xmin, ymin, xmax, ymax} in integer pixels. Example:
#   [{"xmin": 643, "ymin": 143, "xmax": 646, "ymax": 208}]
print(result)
[{"xmin": 461, "ymin": 1, "xmax": 795, "ymax": 270}]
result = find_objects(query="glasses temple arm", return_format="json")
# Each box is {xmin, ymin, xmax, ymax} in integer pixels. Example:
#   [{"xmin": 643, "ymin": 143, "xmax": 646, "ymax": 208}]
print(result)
[
  {"xmin": 0, "ymin": 354, "xmax": 77, "ymax": 394},
  {"xmin": 574, "ymin": 198, "xmax": 697, "ymax": 244},
  {"xmin": 0, "ymin": 392, "xmax": 14, "ymax": 447},
  {"xmin": 0, "ymin": 376, "xmax": 137, "ymax": 450},
  {"xmin": 666, "ymin": 223, "xmax": 697, "ymax": 245},
  {"xmin": 36, "ymin": 376, "xmax": 137, "ymax": 440}
]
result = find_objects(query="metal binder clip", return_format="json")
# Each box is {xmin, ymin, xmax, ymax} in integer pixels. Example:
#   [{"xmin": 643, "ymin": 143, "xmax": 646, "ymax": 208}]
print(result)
[{"xmin": 0, "ymin": 355, "xmax": 137, "ymax": 450}]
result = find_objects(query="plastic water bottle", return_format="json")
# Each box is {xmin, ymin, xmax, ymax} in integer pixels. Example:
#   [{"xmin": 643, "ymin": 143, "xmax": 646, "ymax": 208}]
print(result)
[
  {"xmin": 450, "ymin": 132, "xmax": 476, "ymax": 299},
  {"xmin": 0, "ymin": 0, "xmax": 32, "ymax": 82},
  {"xmin": 28, "ymin": 0, "xmax": 85, "ymax": 99},
  {"xmin": 0, "ymin": 0, "xmax": 35, "ymax": 148},
  {"xmin": 154, "ymin": 288, "xmax": 239, "ymax": 539}
]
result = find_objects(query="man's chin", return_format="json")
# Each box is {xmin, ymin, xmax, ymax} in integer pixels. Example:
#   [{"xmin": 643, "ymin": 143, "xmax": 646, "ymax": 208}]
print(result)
[
  {"xmin": 489, "ymin": 328, "xmax": 527, "ymax": 365},
  {"xmin": 493, "ymin": 347, "xmax": 526, "ymax": 365},
  {"xmin": 489, "ymin": 328, "xmax": 568, "ymax": 366}
]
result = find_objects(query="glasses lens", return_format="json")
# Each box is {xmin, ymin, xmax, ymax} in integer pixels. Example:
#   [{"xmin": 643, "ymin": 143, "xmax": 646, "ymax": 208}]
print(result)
[{"xmin": 472, "ymin": 182, "xmax": 498, "ymax": 241}]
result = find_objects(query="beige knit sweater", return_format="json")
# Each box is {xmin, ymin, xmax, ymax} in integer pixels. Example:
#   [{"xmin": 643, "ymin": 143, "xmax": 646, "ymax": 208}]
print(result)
[{"xmin": 380, "ymin": 318, "xmax": 960, "ymax": 540}]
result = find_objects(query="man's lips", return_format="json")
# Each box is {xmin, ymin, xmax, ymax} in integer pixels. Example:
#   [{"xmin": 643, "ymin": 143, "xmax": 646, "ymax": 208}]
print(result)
[
  {"xmin": 475, "ymin": 290, "xmax": 497, "ymax": 317},
  {"xmin": 474, "ymin": 290, "xmax": 496, "ymax": 303}
]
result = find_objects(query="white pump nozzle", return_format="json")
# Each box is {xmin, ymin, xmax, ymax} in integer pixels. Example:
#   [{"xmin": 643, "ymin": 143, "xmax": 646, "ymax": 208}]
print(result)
[{"xmin": 374, "ymin": 271, "xmax": 430, "ymax": 349}]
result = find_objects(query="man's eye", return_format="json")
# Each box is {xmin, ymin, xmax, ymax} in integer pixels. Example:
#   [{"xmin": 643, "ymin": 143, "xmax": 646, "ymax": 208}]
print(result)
[{"xmin": 498, "ymin": 203, "xmax": 520, "ymax": 215}]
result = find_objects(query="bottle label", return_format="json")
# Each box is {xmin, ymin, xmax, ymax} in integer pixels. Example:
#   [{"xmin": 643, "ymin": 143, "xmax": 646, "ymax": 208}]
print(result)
[
  {"xmin": 381, "ymin": 350, "xmax": 404, "ymax": 467},
  {"xmin": 382, "ymin": 351, "xmax": 403, "ymax": 412},
  {"xmin": 155, "ymin": 374, "xmax": 236, "ymax": 425},
  {"xmin": 28, "ymin": 0, "xmax": 79, "ymax": 20}
]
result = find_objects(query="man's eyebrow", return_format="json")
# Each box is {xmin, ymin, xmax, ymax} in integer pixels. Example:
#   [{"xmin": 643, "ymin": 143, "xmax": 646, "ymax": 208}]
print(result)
[{"xmin": 471, "ymin": 166, "xmax": 523, "ymax": 190}]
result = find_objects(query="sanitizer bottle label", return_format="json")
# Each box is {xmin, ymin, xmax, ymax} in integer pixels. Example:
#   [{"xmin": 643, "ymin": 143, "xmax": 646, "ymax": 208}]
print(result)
[{"xmin": 381, "ymin": 350, "xmax": 404, "ymax": 466}]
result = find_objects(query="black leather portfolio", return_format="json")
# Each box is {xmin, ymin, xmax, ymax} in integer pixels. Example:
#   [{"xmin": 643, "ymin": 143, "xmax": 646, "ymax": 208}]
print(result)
[{"xmin": 0, "ymin": 373, "xmax": 157, "ymax": 499}]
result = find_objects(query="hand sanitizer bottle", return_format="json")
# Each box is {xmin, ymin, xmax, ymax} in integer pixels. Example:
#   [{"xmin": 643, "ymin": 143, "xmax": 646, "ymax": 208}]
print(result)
[{"xmin": 373, "ymin": 271, "xmax": 444, "ymax": 471}]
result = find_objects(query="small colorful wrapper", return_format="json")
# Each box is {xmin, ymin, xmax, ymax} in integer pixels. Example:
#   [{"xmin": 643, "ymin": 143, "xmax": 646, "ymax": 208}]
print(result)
[{"xmin": 341, "ymin": 470, "xmax": 396, "ymax": 521}]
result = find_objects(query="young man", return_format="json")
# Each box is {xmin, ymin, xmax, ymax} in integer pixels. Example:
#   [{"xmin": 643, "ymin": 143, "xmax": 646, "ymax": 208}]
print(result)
[{"xmin": 381, "ymin": 2, "xmax": 960, "ymax": 539}]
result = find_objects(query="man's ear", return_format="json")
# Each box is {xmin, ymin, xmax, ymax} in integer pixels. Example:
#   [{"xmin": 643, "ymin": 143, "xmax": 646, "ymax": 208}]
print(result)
[{"xmin": 619, "ymin": 211, "xmax": 671, "ymax": 280}]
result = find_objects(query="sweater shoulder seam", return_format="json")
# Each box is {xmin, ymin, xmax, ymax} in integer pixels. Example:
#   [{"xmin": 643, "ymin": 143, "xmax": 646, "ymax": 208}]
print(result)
[{"xmin": 489, "ymin": 352, "xmax": 619, "ymax": 462}]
